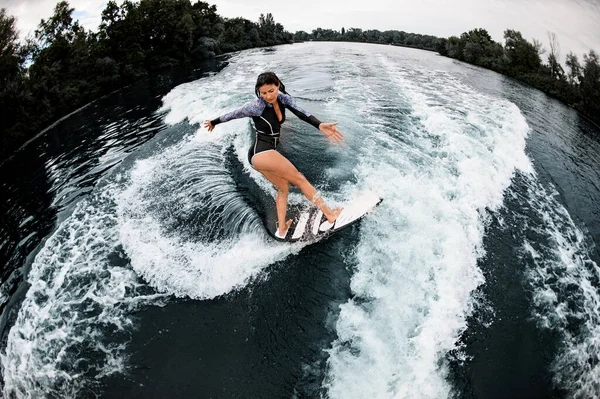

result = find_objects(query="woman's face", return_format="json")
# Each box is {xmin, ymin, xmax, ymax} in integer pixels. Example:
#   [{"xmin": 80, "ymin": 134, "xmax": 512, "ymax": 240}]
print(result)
[{"xmin": 258, "ymin": 83, "xmax": 279, "ymax": 104}]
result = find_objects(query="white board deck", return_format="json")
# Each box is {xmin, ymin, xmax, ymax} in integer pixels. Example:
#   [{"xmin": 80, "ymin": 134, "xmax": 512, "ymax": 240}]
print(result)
[{"xmin": 270, "ymin": 194, "xmax": 383, "ymax": 243}]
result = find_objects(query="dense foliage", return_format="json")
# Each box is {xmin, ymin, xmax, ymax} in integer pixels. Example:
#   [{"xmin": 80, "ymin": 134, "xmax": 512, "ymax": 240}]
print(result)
[
  {"xmin": 1, "ymin": 2, "xmax": 599, "ymax": 161},
  {"xmin": 439, "ymin": 28, "xmax": 600, "ymax": 125},
  {"xmin": 0, "ymin": 1, "xmax": 291, "ymax": 160},
  {"xmin": 297, "ymin": 26, "xmax": 599, "ymax": 127},
  {"xmin": 294, "ymin": 27, "xmax": 439, "ymax": 51}
]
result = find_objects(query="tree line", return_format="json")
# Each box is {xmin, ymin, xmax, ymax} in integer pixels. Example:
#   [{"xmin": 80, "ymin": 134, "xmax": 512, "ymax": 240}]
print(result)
[
  {"xmin": 294, "ymin": 27, "xmax": 599, "ymax": 127},
  {"xmin": 294, "ymin": 27, "xmax": 439, "ymax": 51},
  {"xmin": 437, "ymin": 29, "xmax": 600, "ymax": 126},
  {"xmin": 0, "ymin": 0, "xmax": 292, "ymax": 160},
  {"xmin": 1, "ymin": 1, "xmax": 599, "ymax": 161}
]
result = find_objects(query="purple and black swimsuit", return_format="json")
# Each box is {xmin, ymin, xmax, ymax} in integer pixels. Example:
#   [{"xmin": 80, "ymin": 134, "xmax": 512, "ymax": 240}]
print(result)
[{"xmin": 210, "ymin": 93, "xmax": 322, "ymax": 166}]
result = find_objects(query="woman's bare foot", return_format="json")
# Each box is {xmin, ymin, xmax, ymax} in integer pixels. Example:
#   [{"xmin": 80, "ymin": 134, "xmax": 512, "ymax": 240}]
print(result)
[
  {"xmin": 325, "ymin": 208, "xmax": 342, "ymax": 224},
  {"xmin": 278, "ymin": 219, "xmax": 293, "ymax": 236}
]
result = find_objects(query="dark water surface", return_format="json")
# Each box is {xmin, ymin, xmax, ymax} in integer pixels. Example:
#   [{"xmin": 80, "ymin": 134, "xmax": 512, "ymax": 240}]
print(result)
[{"xmin": 0, "ymin": 43, "xmax": 599, "ymax": 398}]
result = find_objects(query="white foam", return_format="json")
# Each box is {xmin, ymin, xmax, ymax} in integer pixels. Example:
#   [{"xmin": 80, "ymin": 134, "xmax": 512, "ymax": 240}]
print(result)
[
  {"xmin": 518, "ymin": 177, "xmax": 600, "ymax": 397},
  {"xmin": 1, "ymin": 59, "xmax": 316, "ymax": 395},
  {"xmin": 115, "ymin": 152, "xmax": 300, "ymax": 300},
  {"xmin": 117, "ymin": 72, "xmax": 310, "ymax": 298},
  {"xmin": 1, "ymin": 43, "xmax": 555, "ymax": 398},
  {"xmin": 1, "ymin": 190, "xmax": 166, "ymax": 398},
  {"xmin": 322, "ymin": 50, "xmax": 532, "ymax": 398}
]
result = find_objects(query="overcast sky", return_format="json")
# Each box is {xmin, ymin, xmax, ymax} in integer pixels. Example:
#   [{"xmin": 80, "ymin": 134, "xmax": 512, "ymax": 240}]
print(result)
[{"xmin": 2, "ymin": 0, "xmax": 599, "ymax": 60}]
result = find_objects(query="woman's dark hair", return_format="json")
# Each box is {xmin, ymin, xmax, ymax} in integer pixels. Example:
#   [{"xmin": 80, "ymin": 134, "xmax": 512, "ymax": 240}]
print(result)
[{"xmin": 255, "ymin": 72, "xmax": 287, "ymax": 97}]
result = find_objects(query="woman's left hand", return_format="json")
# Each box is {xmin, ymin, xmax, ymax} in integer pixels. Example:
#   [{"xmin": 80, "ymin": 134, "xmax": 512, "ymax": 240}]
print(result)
[
  {"xmin": 319, "ymin": 122, "xmax": 344, "ymax": 143},
  {"xmin": 203, "ymin": 120, "xmax": 215, "ymax": 132}
]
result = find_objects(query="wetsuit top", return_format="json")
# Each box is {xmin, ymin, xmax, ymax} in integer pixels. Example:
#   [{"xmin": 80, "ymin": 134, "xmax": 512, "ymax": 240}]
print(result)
[{"xmin": 210, "ymin": 93, "xmax": 322, "ymax": 139}]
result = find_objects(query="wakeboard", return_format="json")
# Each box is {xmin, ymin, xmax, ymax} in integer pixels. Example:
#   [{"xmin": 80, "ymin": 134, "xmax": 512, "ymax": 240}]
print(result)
[{"xmin": 267, "ymin": 194, "xmax": 382, "ymax": 243}]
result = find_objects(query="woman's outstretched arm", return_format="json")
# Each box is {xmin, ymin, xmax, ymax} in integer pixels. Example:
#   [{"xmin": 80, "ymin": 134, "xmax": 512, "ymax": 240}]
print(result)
[{"xmin": 204, "ymin": 98, "xmax": 265, "ymax": 131}]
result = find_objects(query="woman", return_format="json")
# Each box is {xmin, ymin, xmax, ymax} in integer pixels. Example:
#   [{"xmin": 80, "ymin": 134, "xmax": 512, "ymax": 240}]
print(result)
[{"xmin": 203, "ymin": 72, "xmax": 343, "ymax": 239}]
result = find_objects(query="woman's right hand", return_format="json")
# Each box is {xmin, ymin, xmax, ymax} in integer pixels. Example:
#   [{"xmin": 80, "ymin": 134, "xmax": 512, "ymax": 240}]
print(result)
[{"xmin": 203, "ymin": 120, "xmax": 215, "ymax": 132}]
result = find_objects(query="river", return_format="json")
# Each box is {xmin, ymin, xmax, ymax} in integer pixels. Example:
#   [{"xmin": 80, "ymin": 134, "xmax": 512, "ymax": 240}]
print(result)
[{"xmin": 0, "ymin": 42, "xmax": 598, "ymax": 398}]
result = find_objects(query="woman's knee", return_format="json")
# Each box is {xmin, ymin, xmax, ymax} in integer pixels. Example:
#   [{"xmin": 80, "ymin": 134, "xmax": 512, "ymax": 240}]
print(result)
[
  {"xmin": 289, "ymin": 171, "xmax": 308, "ymax": 187},
  {"xmin": 277, "ymin": 181, "xmax": 289, "ymax": 194}
]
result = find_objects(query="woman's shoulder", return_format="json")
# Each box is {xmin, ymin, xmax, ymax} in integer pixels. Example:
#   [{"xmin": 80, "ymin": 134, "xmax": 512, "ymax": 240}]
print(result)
[
  {"xmin": 243, "ymin": 97, "xmax": 266, "ymax": 114},
  {"xmin": 277, "ymin": 92, "xmax": 295, "ymax": 105}
]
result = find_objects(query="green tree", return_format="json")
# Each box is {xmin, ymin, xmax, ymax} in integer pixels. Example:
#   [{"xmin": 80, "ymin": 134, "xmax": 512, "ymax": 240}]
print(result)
[
  {"xmin": 461, "ymin": 28, "xmax": 493, "ymax": 64},
  {"xmin": 445, "ymin": 36, "xmax": 462, "ymax": 58},
  {"xmin": 439, "ymin": 26, "xmax": 597, "ymax": 124},
  {"xmin": 503, "ymin": 29, "xmax": 542, "ymax": 75},
  {"xmin": 546, "ymin": 32, "xmax": 564, "ymax": 80},
  {"xmin": 580, "ymin": 50, "xmax": 600, "ymax": 115},
  {"xmin": 345, "ymin": 28, "xmax": 363, "ymax": 42},
  {"xmin": 0, "ymin": 0, "xmax": 298, "ymax": 162},
  {"xmin": 34, "ymin": 0, "xmax": 83, "ymax": 50},
  {"xmin": 27, "ymin": 1, "xmax": 91, "ymax": 120},
  {"xmin": 221, "ymin": 18, "xmax": 245, "ymax": 51},
  {"xmin": 0, "ymin": 8, "xmax": 24, "ymax": 91},
  {"xmin": 293, "ymin": 30, "xmax": 309, "ymax": 42},
  {"xmin": 190, "ymin": 1, "xmax": 222, "ymax": 58},
  {"xmin": 0, "ymin": 8, "xmax": 29, "ymax": 154},
  {"xmin": 258, "ymin": 13, "xmax": 275, "ymax": 44},
  {"xmin": 566, "ymin": 52, "xmax": 582, "ymax": 85},
  {"xmin": 364, "ymin": 29, "xmax": 383, "ymax": 43},
  {"xmin": 255, "ymin": 13, "xmax": 291, "ymax": 45},
  {"xmin": 436, "ymin": 38, "xmax": 448, "ymax": 56}
]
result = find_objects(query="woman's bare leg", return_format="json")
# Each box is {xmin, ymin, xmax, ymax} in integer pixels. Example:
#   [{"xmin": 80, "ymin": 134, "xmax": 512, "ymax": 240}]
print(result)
[
  {"xmin": 253, "ymin": 151, "xmax": 341, "ymax": 223},
  {"xmin": 260, "ymin": 170, "xmax": 292, "ymax": 235}
]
